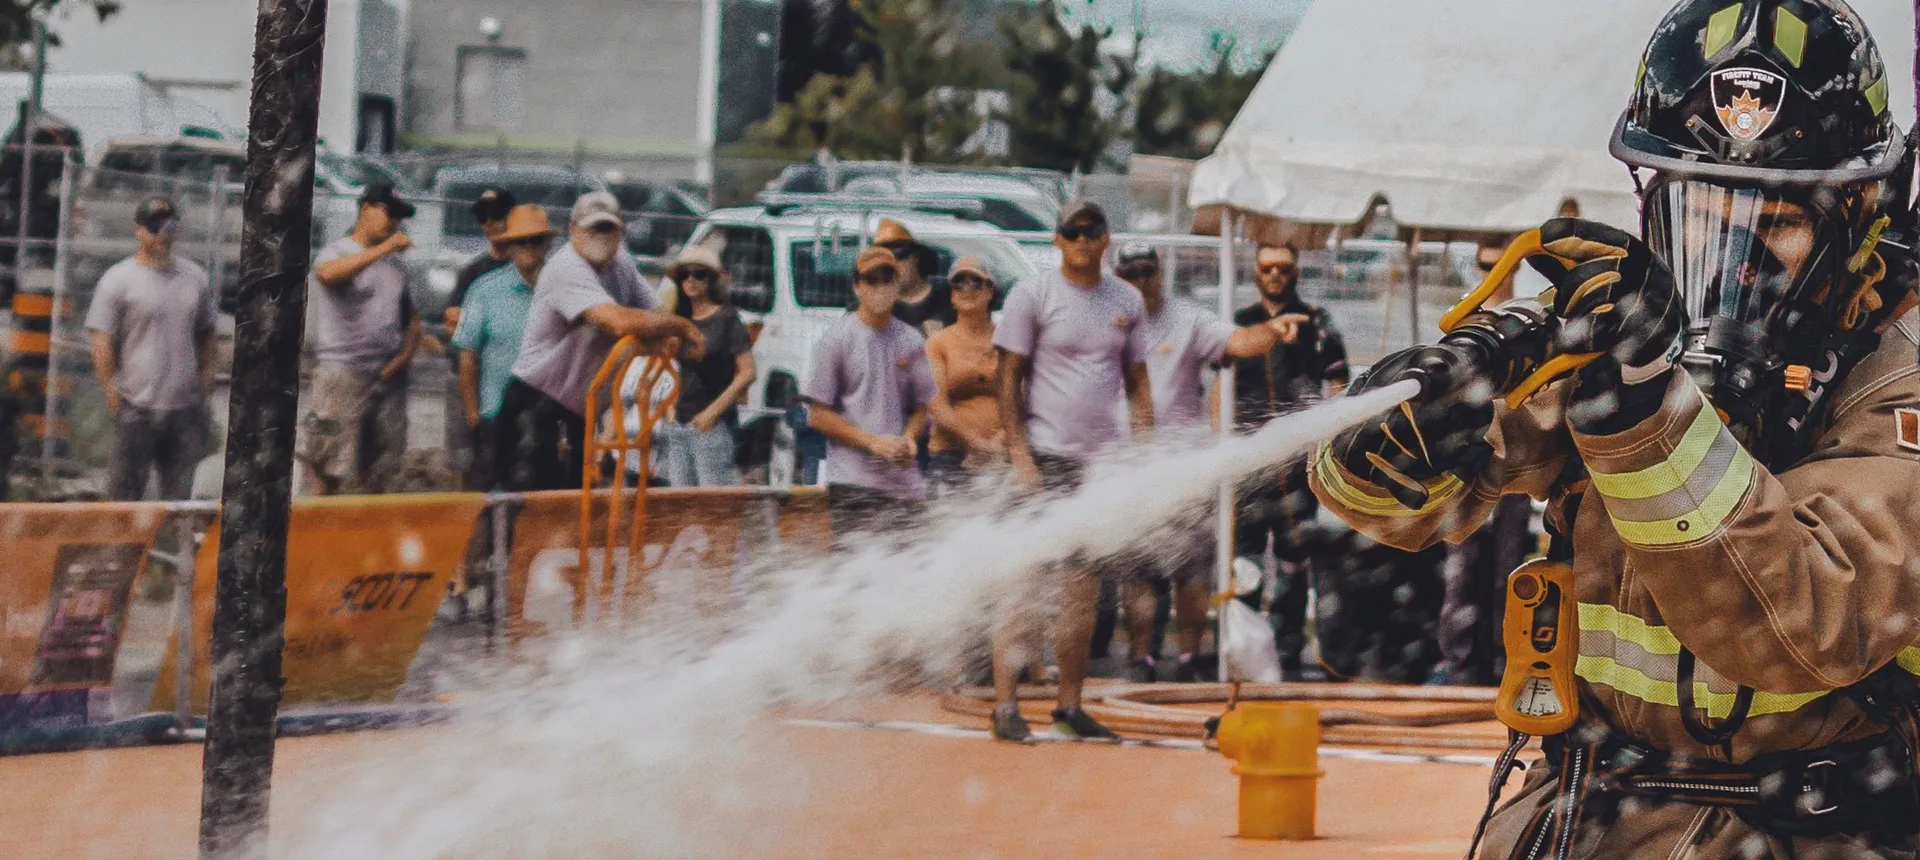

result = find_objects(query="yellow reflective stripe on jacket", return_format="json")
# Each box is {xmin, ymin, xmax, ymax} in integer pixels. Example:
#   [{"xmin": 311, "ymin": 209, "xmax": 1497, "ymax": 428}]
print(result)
[
  {"xmin": 1587, "ymin": 397, "xmax": 1756, "ymax": 546},
  {"xmin": 1899, "ymin": 647, "xmax": 1920, "ymax": 675},
  {"xmin": 1578, "ymin": 604, "xmax": 1920, "ymax": 718},
  {"xmin": 1311, "ymin": 444, "xmax": 1463, "ymax": 518},
  {"xmin": 1578, "ymin": 603, "xmax": 1681, "ymax": 655},
  {"xmin": 1574, "ymin": 655, "xmax": 1830, "ymax": 718}
]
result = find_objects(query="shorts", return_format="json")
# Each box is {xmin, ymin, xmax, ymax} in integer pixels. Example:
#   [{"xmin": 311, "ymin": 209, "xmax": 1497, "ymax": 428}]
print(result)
[{"xmin": 1032, "ymin": 452, "xmax": 1086, "ymax": 493}]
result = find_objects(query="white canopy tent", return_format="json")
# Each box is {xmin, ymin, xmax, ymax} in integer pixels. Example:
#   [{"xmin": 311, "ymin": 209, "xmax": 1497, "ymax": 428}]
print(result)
[{"xmin": 1190, "ymin": 0, "xmax": 1918, "ymax": 238}]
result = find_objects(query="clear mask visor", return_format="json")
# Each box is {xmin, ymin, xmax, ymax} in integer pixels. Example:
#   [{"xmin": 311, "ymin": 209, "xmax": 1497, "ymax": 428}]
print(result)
[{"xmin": 1644, "ymin": 180, "xmax": 1825, "ymax": 346}]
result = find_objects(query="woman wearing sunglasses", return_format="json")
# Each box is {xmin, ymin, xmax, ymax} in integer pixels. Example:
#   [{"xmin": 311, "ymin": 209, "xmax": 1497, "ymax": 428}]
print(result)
[
  {"xmin": 924, "ymin": 258, "xmax": 1005, "ymax": 490},
  {"xmin": 657, "ymin": 245, "xmax": 756, "ymax": 486}
]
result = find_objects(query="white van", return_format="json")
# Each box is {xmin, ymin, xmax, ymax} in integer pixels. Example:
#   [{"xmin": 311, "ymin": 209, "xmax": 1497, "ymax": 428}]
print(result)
[{"xmin": 680, "ymin": 202, "xmax": 1036, "ymax": 483}]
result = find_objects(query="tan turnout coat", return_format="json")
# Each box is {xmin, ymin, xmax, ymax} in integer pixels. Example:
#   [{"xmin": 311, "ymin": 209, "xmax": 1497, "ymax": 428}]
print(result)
[{"xmin": 1310, "ymin": 311, "xmax": 1920, "ymax": 858}]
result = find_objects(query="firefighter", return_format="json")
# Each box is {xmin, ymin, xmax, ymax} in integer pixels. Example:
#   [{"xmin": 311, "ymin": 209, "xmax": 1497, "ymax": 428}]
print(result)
[{"xmin": 1310, "ymin": 0, "xmax": 1920, "ymax": 856}]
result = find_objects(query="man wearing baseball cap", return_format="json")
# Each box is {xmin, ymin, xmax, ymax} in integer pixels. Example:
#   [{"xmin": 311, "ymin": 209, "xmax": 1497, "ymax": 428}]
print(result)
[
  {"xmin": 990, "ymin": 201, "xmax": 1154, "ymax": 741},
  {"xmin": 447, "ymin": 186, "xmax": 519, "ymax": 331},
  {"xmin": 84, "ymin": 196, "xmax": 218, "ymax": 500},
  {"xmin": 1102, "ymin": 242, "xmax": 1323, "ymax": 682},
  {"xmin": 304, "ymin": 182, "xmax": 421, "ymax": 494},
  {"xmin": 870, "ymin": 217, "xmax": 954, "ymax": 336},
  {"xmin": 801, "ymin": 245, "xmax": 935, "ymax": 540},
  {"xmin": 500, "ymin": 191, "xmax": 702, "ymax": 491}
]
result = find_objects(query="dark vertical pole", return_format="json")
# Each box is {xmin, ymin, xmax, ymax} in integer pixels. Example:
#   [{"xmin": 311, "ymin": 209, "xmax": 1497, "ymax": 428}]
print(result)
[{"xmin": 197, "ymin": 1, "xmax": 328, "ymax": 858}]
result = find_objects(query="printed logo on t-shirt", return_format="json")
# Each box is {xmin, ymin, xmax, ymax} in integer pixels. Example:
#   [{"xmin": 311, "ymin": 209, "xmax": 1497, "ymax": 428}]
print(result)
[
  {"xmin": 1157, "ymin": 343, "xmax": 1174, "ymax": 354},
  {"xmin": 1114, "ymin": 316, "xmax": 1130, "ymax": 327}
]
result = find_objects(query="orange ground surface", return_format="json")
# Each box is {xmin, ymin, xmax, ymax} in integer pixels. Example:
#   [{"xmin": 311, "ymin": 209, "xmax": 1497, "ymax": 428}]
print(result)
[{"xmin": 0, "ymin": 694, "xmax": 1513, "ymax": 860}]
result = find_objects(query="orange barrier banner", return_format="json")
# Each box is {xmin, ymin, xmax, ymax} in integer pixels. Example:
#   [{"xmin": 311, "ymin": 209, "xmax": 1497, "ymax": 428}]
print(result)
[
  {"xmin": 776, "ymin": 487, "xmax": 833, "ymax": 558},
  {"xmin": 505, "ymin": 488, "xmax": 752, "ymax": 643},
  {"xmin": 153, "ymin": 494, "xmax": 485, "ymax": 715},
  {"xmin": 0, "ymin": 503, "xmax": 168, "ymax": 731}
]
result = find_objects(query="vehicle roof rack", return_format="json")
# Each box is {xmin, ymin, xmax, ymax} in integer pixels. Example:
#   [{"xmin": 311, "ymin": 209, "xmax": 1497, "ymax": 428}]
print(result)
[{"xmin": 756, "ymin": 191, "xmax": 984, "ymax": 220}]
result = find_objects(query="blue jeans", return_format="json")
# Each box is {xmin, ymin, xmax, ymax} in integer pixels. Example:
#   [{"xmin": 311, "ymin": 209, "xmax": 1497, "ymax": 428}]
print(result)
[{"xmin": 656, "ymin": 420, "xmax": 740, "ymax": 487}]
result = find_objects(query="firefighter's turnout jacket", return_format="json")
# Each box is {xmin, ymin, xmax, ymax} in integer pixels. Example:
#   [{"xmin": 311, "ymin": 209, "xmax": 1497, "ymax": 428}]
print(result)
[{"xmin": 1310, "ymin": 311, "xmax": 1920, "ymax": 858}]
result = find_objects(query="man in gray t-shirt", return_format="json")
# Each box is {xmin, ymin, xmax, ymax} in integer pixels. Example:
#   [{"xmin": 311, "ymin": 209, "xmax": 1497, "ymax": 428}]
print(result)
[
  {"xmin": 497, "ymin": 191, "xmax": 701, "ymax": 491},
  {"xmin": 1105, "ymin": 243, "xmax": 1314, "ymax": 683},
  {"xmin": 802, "ymin": 245, "xmax": 936, "ymax": 540},
  {"xmin": 988, "ymin": 202, "xmax": 1154, "ymax": 744},
  {"xmin": 84, "ymin": 197, "xmax": 218, "ymax": 500},
  {"xmin": 301, "ymin": 183, "xmax": 421, "ymax": 495}
]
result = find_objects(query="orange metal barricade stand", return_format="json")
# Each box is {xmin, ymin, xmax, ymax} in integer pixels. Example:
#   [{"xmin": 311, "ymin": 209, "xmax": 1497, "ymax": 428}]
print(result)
[{"xmin": 577, "ymin": 336, "xmax": 681, "ymax": 626}]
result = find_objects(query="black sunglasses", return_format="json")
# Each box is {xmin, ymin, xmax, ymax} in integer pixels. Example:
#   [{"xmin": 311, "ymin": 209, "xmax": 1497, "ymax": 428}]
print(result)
[
  {"xmin": 879, "ymin": 240, "xmax": 917, "ymax": 255},
  {"xmin": 950, "ymin": 273, "xmax": 993, "ymax": 291},
  {"xmin": 505, "ymin": 236, "xmax": 553, "ymax": 250},
  {"xmin": 1058, "ymin": 225, "xmax": 1107, "ymax": 242},
  {"xmin": 858, "ymin": 267, "xmax": 898, "ymax": 285},
  {"xmin": 1118, "ymin": 264, "xmax": 1160, "ymax": 281},
  {"xmin": 1258, "ymin": 262, "xmax": 1297, "ymax": 275},
  {"xmin": 680, "ymin": 268, "xmax": 715, "ymax": 283}
]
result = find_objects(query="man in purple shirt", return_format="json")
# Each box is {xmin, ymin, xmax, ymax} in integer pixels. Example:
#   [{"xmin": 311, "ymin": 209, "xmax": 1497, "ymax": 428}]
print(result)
[
  {"xmin": 498, "ymin": 192, "xmax": 702, "ymax": 491},
  {"xmin": 990, "ymin": 202, "xmax": 1153, "ymax": 742},
  {"xmin": 802, "ymin": 246, "xmax": 935, "ymax": 541},
  {"xmin": 1106, "ymin": 243, "xmax": 1311, "ymax": 683}
]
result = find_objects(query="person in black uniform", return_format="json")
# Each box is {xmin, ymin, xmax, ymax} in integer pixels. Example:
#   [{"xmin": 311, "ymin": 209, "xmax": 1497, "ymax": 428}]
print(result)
[{"xmin": 1230, "ymin": 240, "xmax": 1349, "ymax": 677}]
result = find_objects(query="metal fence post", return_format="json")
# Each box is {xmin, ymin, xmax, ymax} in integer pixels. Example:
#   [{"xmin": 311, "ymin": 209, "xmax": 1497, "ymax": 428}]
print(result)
[
  {"xmin": 1214, "ymin": 213, "xmax": 1237, "ymax": 684},
  {"xmin": 173, "ymin": 513, "xmax": 200, "ymax": 729},
  {"xmin": 39, "ymin": 155, "xmax": 74, "ymax": 490},
  {"xmin": 489, "ymin": 496, "xmax": 510, "ymax": 660}
]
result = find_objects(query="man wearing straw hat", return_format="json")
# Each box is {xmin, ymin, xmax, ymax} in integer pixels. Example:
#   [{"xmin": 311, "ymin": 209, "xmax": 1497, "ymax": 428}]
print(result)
[{"xmin": 454, "ymin": 204, "xmax": 553, "ymax": 493}]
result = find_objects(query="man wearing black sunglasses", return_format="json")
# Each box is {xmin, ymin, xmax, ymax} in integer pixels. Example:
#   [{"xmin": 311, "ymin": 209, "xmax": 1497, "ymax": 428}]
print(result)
[
  {"xmin": 989, "ymin": 202, "xmax": 1154, "ymax": 742},
  {"xmin": 1230, "ymin": 240, "xmax": 1348, "ymax": 678},
  {"xmin": 872, "ymin": 217, "xmax": 955, "ymax": 336}
]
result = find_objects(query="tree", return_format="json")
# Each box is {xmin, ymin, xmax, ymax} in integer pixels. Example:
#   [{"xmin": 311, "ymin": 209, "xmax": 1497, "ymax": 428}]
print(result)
[
  {"xmin": 995, "ymin": 3, "xmax": 1134, "ymax": 174},
  {"xmin": 749, "ymin": 0, "xmax": 982, "ymax": 164},
  {"xmin": 0, "ymin": 1, "xmax": 120, "ymax": 70},
  {"xmin": 1134, "ymin": 35, "xmax": 1273, "ymax": 161}
]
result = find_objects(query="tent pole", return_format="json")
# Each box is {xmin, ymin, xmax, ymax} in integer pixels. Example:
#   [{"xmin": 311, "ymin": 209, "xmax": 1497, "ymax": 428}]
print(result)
[
  {"xmin": 1214, "ymin": 212, "xmax": 1238, "ymax": 684},
  {"xmin": 1406, "ymin": 228, "xmax": 1423, "ymax": 345}
]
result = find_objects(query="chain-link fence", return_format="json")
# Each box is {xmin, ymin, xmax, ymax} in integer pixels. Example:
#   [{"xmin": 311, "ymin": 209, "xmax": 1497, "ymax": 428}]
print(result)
[{"xmin": 1, "ymin": 142, "xmax": 1492, "ymax": 498}]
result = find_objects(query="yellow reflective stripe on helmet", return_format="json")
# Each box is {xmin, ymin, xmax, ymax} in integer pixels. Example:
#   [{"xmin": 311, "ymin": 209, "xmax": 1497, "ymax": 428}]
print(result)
[
  {"xmin": 1311, "ymin": 444, "xmax": 1463, "ymax": 518},
  {"xmin": 1866, "ymin": 76, "xmax": 1890, "ymax": 116},
  {"xmin": 1773, "ymin": 7, "xmax": 1807, "ymax": 68},
  {"xmin": 1575, "ymin": 655, "xmax": 1829, "ymax": 718},
  {"xmin": 1579, "ymin": 603, "xmax": 1682, "ymax": 655},
  {"xmin": 1587, "ymin": 397, "xmax": 1724, "ymax": 500},
  {"xmin": 1704, "ymin": 4, "xmax": 1742, "ymax": 58}
]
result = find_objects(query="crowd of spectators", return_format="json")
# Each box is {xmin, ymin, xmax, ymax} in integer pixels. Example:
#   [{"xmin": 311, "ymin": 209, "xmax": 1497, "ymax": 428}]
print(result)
[{"xmin": 80, "ymin": 187, "xmax": 1519, "ymax": 710}]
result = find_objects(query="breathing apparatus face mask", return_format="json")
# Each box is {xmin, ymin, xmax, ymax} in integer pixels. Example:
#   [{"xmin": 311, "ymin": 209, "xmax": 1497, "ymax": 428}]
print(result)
[{"xmin": 1641, "ymin": 176, "xmax": 1860, "ymax": 422}]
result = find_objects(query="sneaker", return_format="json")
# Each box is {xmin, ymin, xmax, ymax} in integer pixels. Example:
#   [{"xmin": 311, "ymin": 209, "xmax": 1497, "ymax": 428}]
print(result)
[
  {"xmin": 1126, "ymin": 658, "xmax": 1157, "ymax": 684},
  {"xmin": 1051, "ymin": 706, "xmax": 1118, "ymax": 740},
  {"xmin": 990, "ymin": 703, "xmax": 1032, "ymax": 743}
]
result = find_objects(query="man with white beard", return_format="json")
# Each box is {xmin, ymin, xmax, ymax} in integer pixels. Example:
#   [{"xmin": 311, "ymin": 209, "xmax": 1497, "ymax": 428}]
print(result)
[{"xmin": 498, "ymin": 191, "xmax": 703, "ymax": 491}]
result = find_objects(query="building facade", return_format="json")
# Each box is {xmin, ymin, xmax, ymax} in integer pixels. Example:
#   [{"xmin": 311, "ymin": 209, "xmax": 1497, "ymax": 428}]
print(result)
[{"xmin": 41, "ymin": 0, "xmax": 404, "ymax": 154}]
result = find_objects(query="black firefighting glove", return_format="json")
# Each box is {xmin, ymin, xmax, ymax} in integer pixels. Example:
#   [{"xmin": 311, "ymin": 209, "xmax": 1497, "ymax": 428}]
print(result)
[
  {"xmin": 1525, "ymin": 218, "xmax": 1685, "ymax": 434},
  {"xmin": 1328, "ymin": 343, "xmax": 1496, "ymax": 510}
]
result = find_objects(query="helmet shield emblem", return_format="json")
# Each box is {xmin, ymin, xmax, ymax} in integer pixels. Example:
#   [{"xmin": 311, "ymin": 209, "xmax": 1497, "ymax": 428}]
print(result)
[{"xmin": 1711, "ymin": 67, "xmax": 1785, "ymax": 141}]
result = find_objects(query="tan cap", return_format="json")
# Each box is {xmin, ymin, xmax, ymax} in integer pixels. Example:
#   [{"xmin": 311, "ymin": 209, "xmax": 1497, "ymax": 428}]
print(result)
[
  {"xmin": 947, "ymin": 256, "xmax": 992, "ymax": 284},
  {"xmin": 666, "ymin": 244, "xmax": 729, "ymax": 285},
  {"xmin": 493, "ymin": 204, "xmax": 556, "ymax": 244},
  {"xmin": 571, "ymin": 191, "xmax": 623, "ymax": 229},
  {"xmin": 855, "ymin": 245, "xmax": 898, "ymax": 276},
  {"xmin": 874, "ymin": 217, "xmax": 915, "ymax": 246}
]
